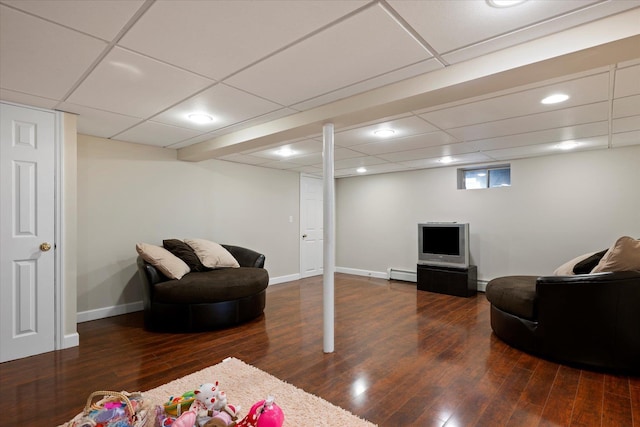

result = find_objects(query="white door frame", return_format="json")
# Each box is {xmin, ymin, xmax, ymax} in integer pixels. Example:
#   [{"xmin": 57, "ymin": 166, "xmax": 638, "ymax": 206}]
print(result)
[{"xmin": 53, "ymin": 110, "xmax": 65, "ymax": 351}]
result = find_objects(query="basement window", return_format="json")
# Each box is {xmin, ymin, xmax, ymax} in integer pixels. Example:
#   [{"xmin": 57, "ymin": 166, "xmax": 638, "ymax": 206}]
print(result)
[{"xmin": 458, "ymin": 165, "xmax": 511, "ymax": 189}]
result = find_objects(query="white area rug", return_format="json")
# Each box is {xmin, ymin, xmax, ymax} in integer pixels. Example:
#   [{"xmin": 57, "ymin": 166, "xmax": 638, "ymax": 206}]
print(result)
[{"xmin": 144, "ymin": 357, "xmax": 376, "ymax": 427}]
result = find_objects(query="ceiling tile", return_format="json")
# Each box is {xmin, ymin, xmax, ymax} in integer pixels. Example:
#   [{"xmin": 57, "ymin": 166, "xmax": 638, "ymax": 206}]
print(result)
[
  {"xmin": 468, "ymin": 121, "xmax": 609, "ymax": 152},
  {"xmin": 66, "ymin": 47, "xmax": 214, "ymax": 118},
  {"xmin": 612, "ymin": 130, "xmax": 640, "ymax": 147},
  {"xmin": 153, "ymin": 83, "xmax": 282, "ymax": 131},
  {"xmin": 613, "ymin": 94, "xmax": 640, "ymax": 118},
  {"xmin": 332, "ymin": 156, "xmax": 389, "ymax": 170},
  {"xmin": 397, "ymin": 152, "xmax": 494, "ymax": 169},
  {"xmin": 204, "ymin": 108, "xmax": 300, "ymax": 140},
  {"xmin": 336, "ymin": 162, "xmax": 409, "ymax": 178},
  {"xmin": 0, "ymin": 89, "xmax": 59, "ymax": 110},
  {"xmin": 2, "ymin": 0, "xmax": 144, "ymax": 41},
  {"xmin": 114, "ymin": 121, "xmax": 202, "ymax": 147},
  {"xmin": 57, "ymin": 102, "xmax": 143, "ymax": 138},
  {"xmin": 335, "ymin": 115, "xmax": 439, "ymax": 147},
  {"xmin": 483, "ymin": 135, "xmax": 609, "ymax": 161},
  {"xmin": 291, "ymin": 58, "xmax": 443, "ymax": 111},
  {"xmin": 614, "ymin": 64, "xmax": 640, "ymax": 98},
  {"xmin": 350, "ymin": 131, "xmax": 459, "ymax": 156},
  {"xmin": 378, "ymin": 142, "xmax": 480, "ymax": 163},
  {"xmin": 613, "ymin": 116, "xmax": 640, "ymax": 134},
  {"xmin": 0, "ymin": 5, "xmax": 106, "ymax": 99},
  {"xmin": 291, "ymin": 165, "xmax": 323, "ymax": 176},
  {"xmin": 226, "ymin": 3, "xmax": 432, "ymax": 106},
  {"xmin": 442, "ymin": 2, "xmax": 640, "ymax": 64},
  {"xmin": 395, "ymin": 0, "xmax": 600, "ymax": 51},
  {"xmin": 119, "ymin": 0, "xmax": 368, "ymax": 80},
  {"xmin": 258, "ymin": 160, "xmax": 303, "ymax": 170},
  {"xmin": 445, "ymin": 102, "xmax": 609, "ymax": 142},
  {"xmin": 419, "ymin": 72, "xmax": 609, "ymax": 129}
]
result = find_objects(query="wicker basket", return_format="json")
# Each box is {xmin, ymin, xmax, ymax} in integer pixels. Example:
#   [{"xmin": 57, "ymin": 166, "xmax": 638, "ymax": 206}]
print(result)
[{"xmin": 62, "ymin": 390, "xmax": 158, "ymax": 427}]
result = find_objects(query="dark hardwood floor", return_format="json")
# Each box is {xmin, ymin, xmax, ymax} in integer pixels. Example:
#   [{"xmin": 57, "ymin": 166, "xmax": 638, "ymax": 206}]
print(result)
[{"xmin": 1, "ymin": 274, "xmax": 638, "ymax": 426}]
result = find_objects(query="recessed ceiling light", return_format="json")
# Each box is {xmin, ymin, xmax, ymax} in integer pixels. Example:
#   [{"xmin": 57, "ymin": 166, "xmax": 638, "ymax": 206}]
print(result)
[
  {"xmin": 275, "ymin": 147, "xmax": 295, "ymax": 157},
  {"xmin": 373, "ymin": 128, "xmax": 396, "ymax": 138},
  {"xmin": 187, "ymin": 113, "xmax": 214, "ymax": 124},
  {"xmin": 541, "ymin": 94, "xmax": 570, "ymax": 105},
  {"xmin": 438, "ymin": 156, "xmax": 454, "ymax": 164},
  {"xmin": 555, "ymin": 141, "xmax": 579, "ymax": 150},
  {"xmin": 487, "ymin": 0, "xmax": 527, "ymax": 7},
  {"xmin": 356, "ymin": 167, "xmax": 367, "ymax": 174}
]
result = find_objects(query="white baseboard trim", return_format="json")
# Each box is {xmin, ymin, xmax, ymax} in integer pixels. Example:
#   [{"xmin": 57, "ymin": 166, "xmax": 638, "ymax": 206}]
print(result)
[
  {"xmin": 336, "ymin": 266, "xmax": 388, "ymax": 279},
  {"xmin": 77, "ymin": 301, "xmax": 143, "ymax": 323},
  {"xmin": 61, "ymin": 332, "xmax": 79, "ymax": 349},
  {"xmin": 269, "ymin": 273, "xmax": 300, "ymax": 285},
  {"xmin": 75, "ymin": 273, "xmax": 489, "ymax": 324}
]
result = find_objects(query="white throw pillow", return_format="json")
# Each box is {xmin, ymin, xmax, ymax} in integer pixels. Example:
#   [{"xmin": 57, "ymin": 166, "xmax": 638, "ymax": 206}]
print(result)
[
  {"xmin": 136, "ymin": 242, "xmax": 190, "ymax": 279},
  {"xmin": 184, "ymin": 238, "xmax": 240, "ymax": 269}
]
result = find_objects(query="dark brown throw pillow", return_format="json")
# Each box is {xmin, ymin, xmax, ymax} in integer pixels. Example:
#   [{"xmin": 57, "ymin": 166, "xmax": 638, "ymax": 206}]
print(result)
[
  {"xmin": 572, "ymin": 249, "xmax": 607, "ymax": 274},
  {"xmin": 163, "ymin": 239, "xmax": 208, "ymax": 272}
]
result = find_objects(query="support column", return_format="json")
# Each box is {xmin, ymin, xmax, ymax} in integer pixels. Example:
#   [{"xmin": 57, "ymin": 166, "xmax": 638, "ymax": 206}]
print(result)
[{"xmin": 322, "ymin": 123, "xmax": 335, "ymax": 353}]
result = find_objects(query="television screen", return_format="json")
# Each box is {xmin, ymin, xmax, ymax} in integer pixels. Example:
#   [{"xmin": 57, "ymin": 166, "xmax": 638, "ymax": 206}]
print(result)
[
  {"xmin": 422, "ymin": 226, "xmax": 460, "ymax": 256},
  {"xmin": 418, "ymin": 222, "xmax": 469, "ymax": 268}
]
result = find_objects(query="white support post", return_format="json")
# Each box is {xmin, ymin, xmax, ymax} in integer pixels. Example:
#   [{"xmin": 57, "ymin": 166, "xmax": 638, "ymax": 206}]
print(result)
[{"xmin": 322, "ymin": 123, "xmax": 335, "ymax": 353}]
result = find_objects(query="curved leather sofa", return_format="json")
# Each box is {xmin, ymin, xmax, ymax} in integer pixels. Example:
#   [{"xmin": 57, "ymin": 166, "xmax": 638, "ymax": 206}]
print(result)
[
  {"xmin": 486, "ymin": 271, "xmax": 640, "ymax": 374},
  {"xmin": 137, "ymin": 244, "xmax": 268, "ymax": 332}
]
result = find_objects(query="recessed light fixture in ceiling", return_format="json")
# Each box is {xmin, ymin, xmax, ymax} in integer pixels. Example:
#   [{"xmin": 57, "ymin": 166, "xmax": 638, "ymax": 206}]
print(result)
[
  {"xmin": 438, "ymin": 156, "xmax": 454, "ymax": 164},
  {"xmin": 187, "ymin": 113, "xmax": 214, "ymax": 124},
  {"xmin": 373, "ymin": 128, "xmax": 396, "ymax": 138},
  {"xmin": 486, "ymin": 0, "xmax": 528, "ymax": 7},
  {"xmin": 356, "ymin": 167, "xmax": 367, "ymax": 174},
  {"xmin": 275, "ymin": 147, "xmax": 295, "ymax": 157},
  {"xmin": 555, "ymin": 141, "xmax": 579, "ymax": 150},
  {"xmin": 541, "ymin": 93, "xmax": 570, "ymax": 105}
]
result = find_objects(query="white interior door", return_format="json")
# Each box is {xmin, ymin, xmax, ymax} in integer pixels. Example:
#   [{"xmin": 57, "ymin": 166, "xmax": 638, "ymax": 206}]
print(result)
[
  {"xmin": 300, "ymin": 175, "xmax": 323, "ymax": 278},
  {"xmin": 0, "ymin": 103, "xmax": 56, "ymax": 363}
]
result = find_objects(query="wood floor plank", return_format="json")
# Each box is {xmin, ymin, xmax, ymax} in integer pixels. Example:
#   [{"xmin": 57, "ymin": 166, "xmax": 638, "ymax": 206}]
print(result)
[
  {"xmin": 0, "ymin": 274, "xmax": 637, "ymax": 427},
  {"xmin": 539, "ymin": 365, "xmax": 581, "ymax": 427},
  {"xmin": 571, "ymin": 373, "xmax": 605, "ymax": 427}
]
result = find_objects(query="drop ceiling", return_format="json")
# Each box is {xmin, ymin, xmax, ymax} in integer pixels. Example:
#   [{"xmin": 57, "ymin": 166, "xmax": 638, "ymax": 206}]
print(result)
[{"xmin": 1, "ymin": 0, "xmax": 639, "ymax": 177}]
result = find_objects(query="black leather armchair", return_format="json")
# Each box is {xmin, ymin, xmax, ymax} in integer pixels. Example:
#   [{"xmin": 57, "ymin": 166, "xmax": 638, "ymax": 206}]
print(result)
[
  {"xmin": 486, "ymin": 271, "xmax": 640, "ymax": 373},
  {"xmin": 137, "ymin": 244, "xmax": 268, "ymax": 332}
]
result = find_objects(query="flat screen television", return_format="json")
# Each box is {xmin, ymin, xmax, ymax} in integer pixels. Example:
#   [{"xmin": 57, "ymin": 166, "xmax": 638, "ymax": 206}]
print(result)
[{"xmin": 418, "ymin": 222, "xmax": 470, "ymax": 268}]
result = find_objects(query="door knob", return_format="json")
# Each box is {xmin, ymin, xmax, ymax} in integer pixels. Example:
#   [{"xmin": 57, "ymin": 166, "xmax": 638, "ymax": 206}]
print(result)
[
  {"xmin": 302, "ymin": 234, "xmax": 308, "ymax": 239},
  {"xmin": 40, "ymin": 242, "xmax": 51, "ymax": 252}
]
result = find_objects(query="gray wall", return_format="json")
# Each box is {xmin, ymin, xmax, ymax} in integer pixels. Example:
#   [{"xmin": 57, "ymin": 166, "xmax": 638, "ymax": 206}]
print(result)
[
  {"xmin": 75, "ymin": 134, "xmax": 639, "ymax": 318},
  {"xmin": 336, "ymin": 145, "xmax": 640, "ymax": 282},
  {"xmin": 76, "ymin": 135, "xmax": 300, "ymax": 315}
]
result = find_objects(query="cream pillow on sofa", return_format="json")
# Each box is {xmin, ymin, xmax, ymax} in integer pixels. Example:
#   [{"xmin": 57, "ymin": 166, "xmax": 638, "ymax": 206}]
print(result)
[
  {"xmin": 136, "ymin": 242, "xmax": 190, "ymax": 279},
  {"xmin": 553, "ymin": 251, "xmax": 599, "ymax": 276},
  {"xmin": 591, "ymin": 236, "xmax": 640, "ymax": 273},
  {"xmin": 184, "ymin": 238, "xmax": 240, "ymax": 269}
]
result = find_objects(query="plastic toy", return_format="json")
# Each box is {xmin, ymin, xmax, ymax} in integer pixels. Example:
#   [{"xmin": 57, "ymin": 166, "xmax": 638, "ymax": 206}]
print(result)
[
  {"xmin": 236, "ymin": 396, "xmax": 284, "ymax": 427},
  {"xmin": 164, "ymin": 391, "xmax": 197, "ymax": 417}
]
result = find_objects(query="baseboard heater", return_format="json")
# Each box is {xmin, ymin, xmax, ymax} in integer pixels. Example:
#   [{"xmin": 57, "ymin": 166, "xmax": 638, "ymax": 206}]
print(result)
[
  {"xmin": 387, "ymin": 268, "xmax": 417, "ymax": 283},
  {"xmin": 387, "ymin": 268, "xmax": 487, "ymax": 291}
]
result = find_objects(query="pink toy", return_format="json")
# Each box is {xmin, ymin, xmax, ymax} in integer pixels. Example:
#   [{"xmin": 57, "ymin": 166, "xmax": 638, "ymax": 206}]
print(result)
[
  {"xmin": 171, "ymin": 410, "xmax": 197, "ymax": 427},
  {"xmin": 236, "ymin": 396, "xmax": 284, "ymax": 427}
]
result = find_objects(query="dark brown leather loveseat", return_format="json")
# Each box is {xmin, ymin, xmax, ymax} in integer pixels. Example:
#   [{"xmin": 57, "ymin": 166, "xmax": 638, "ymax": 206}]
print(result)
[
  {"xmin": 137, "ymin": 245, "xmax": 268, "ymax": 332},
  {"xmin": 486, "ymin": 271, "xmax": 640, "ymax": 373}
]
